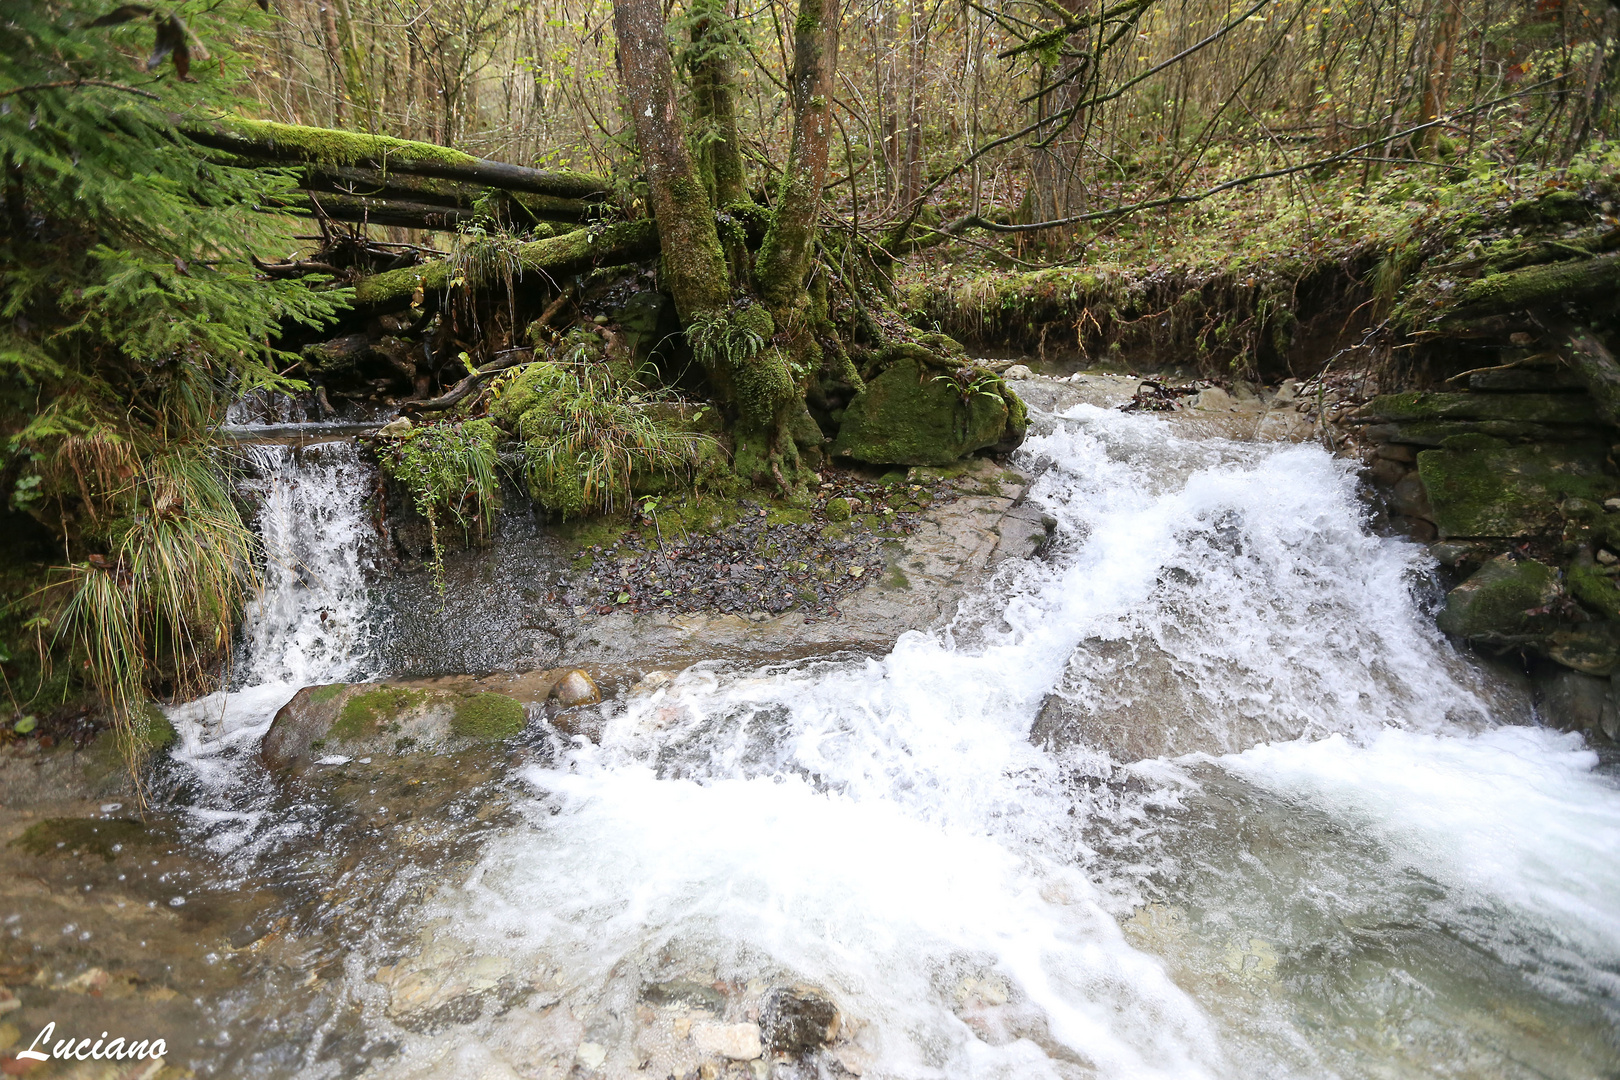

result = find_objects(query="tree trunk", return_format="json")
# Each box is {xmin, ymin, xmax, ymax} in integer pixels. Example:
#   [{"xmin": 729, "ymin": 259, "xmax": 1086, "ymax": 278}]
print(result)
[
  {"xmin": 1418, "ymin": 0, "xmax": 1463, "ymax": 153},
  {"xmin": 611, "ymin": 0, "xmax": 730, "ymax": 321},
  {"xmin": 689, "ymin": 4, "xmax": 749, "ymax": 207},
  {"xmin": 317, "ymin": 0, "xmax": 349, "ymax": 126},
  {"xmin": 754, "ymin": 0, "xmax": 841, "ymax": 309}
]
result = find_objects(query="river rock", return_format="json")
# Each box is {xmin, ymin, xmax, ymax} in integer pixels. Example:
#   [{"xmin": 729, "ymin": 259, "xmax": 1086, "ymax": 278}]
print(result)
[
  {"xmin": 691, "ymin": 1021, "xmax": 761, "ymax": 1060},
  {"xmin": 261, "ymin": 682, "xmax": 530, "ymax": 769},
  {"xmin": 1415, "ymin": 442, "xmax": 1618, "ymax": 538},
  {"xmin": 1535, "ymin": 669, "xmax": 1613, "ymax": 734},
  {"xmin": 759, "ymin": 985, "xmax": 840, "ymax": 1058},
  {"xmin": 831, "ymin": 356, "xmax": 1013, "ymax": 466},
  {"xmin": 552, "ymin": 669, "xmax": 601, "ymax": 707},
  {"xmin": 1435, "ymin": 555, "xmax": 1559, "ymax": 640}
]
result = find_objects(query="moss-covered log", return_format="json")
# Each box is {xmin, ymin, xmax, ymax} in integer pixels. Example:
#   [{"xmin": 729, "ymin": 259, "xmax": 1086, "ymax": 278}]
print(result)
[
  {"xmin": 182, "ymin": 117, "xmax": 611, "ymax": 201},
  {"xmin": 349, "ymin": 219, "xmax": 661, "ymax": 315},
  {"xmin": 1444, "ymin": 252, "xmax": 1620, "ymax": 319},
  {"xmin": 1549, "ymin": 320, "xmax": 1620, "ymax": 428},
  {"xmin": 292, "ymin": 165, "xmax": 594, "ymax": 225}
]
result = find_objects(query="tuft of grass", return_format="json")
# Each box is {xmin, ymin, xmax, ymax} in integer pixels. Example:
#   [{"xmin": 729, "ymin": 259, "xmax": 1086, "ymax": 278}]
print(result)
[
  {"xmin": 52, "ymin": 448, "xmax": 257, "ymax": 788},
  {"xmin": 450, "ymin": 692, "xmax": 526, "ymax": 739},
  {"xmin": 493, "ymin": 361, "xmax": 719, "ymax": 518}
]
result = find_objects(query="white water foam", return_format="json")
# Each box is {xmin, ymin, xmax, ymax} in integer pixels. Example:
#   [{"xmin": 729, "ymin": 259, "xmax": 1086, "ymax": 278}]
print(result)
[
  {"xmin": 364, "ymin": 406, "xmax": 1617, "ymax": 1079},
  {"xmin": 1217, "ymin": 724, "xmax": 1620, "ymax": 1000}
]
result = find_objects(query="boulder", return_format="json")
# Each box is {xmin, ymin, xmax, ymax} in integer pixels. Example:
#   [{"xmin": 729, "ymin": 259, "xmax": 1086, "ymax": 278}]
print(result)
[
  {"xmin": 1416, "ymin": 443, "xmax": 1618, "ymax": 538},
  {"xmin": 1535, "ymin": 668, "xmax": 1613, "ymax": 733},
  {"xmin": 831, "ymin": 357, "xmax": 1016, "ymax": 466},
  {"xmin": 261, "ymin": 682, "xmax": 530, "ymax": 769},
  {"xmin": 759, "ymin": 986, "xmax": 840, "ymax": 1058},
  {"xmin": 1435, "ymin": 554, "xmax": 1559, "ymax": 639},
  {"xmin": 1543, "ymin": 623, "xmax": 1620, "ymax": 677},
  {"xmin": 552, "ymin": 669, "xmax": 600, "ymax": 707}
]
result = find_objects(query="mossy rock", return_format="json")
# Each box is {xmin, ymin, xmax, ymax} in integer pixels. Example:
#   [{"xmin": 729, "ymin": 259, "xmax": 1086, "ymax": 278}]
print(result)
[
  {"xmin": 831, "ymin": 357, "xmax": 1009, "ymax": 467},
  {"xmin": 824, "ymin": 497, "xmax": 852, "ymax": 522},
  {"xmin": 1367, "ymin": 419, "xmax": 1605, "ymax": 446},
  {"xmin": 1544, "ymin": 623, "xmax": 1620, "ymax": 676},
  {"xmin": 262, "ymin": 681, "xmax": 542, "ymax": 769},
  {"xmin": 1415, "ymin": 443, "xmax": 1618, "ymax": 538},
  {"xmin": 332, "ymin": 686, "xmax": 428, "ymax": 741},
  {"xmin": 1356, "ymin": 392, "xmax": 1599, "ymax": 426},
  {"xmin": 1566, "ymin": 560, "xmax": 1620, "ymax": 619},
  {"xmin": 1436, "ymin": 554, "xmax": 1559, "ymax": 639},
  {"xmin": 451, "ymin": 693, "xmax": 526, "ymax": 739}
]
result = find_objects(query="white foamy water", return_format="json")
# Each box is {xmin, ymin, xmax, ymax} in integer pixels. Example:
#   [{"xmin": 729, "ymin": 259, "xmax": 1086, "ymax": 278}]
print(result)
[
  {"xmin": 168, "ymin": 440, "xmax": 378, "ymax": 802},
  {"xmin": 352, "ymin": 406, "xmax": 1618, "ymax": 1079}
]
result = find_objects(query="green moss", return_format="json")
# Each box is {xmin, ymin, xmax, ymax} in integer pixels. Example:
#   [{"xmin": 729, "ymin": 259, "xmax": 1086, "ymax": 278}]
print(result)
[
  {"xmin": 831, "ymin": 357, "xmax": 1009, "ymax": 466},
  {"xmin": 214, "ymin": 117, "xmax": 475, "ymax": 167},
  {"xmin": 12, "ymin": 818, "xmax": 150, "ymax": 862},
  {"xmin": 1416, "ymin": 444, "xmax": 1618, "ymax": 538},
  {"xmin": 1567, "ymin": 562, "xmax": 1620, "ymax": 619},
  {"xmin": 333, "ymin": 687, "xmax": 426, "ymax": 741},
  {"xmin": 1359, "ymin": 391, "xmax": 1599, "ymax": 426},
  {"xmin": 1436, "ymin": 554, "xmax": 1558, "ymax": 638},
  {"xmin": 308, "ymin": 683, "xmax": 347, "ymax": 705},
  {"xmin": 450, "ymin": 693, "xmax": 526, "ymax": 739},
  {"xmin": 824, "ymin": 497, "xmax": 852, "ymax": 522}
]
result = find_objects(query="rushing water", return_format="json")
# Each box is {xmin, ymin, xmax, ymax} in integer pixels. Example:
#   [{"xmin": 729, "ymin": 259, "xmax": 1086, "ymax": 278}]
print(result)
[{"xmin": 165, "ymin": 405, "xmax": 1619, "ymax": 1078}]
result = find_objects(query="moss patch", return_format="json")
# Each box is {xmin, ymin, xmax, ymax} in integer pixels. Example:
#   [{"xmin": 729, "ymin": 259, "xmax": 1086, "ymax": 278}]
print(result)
[
  {"xmin": 1567, "ymin": 562, "xmax": 1620, "ymax": 619},
  {"xmin": 308, "ymin": 683, "xmax": 347, "ymax": 705},
  {"xmin": 1416, "ymin": 444, "xmax": 1619, "ymax": 538},
  {"xmin": 451, "ymin": 692, "xmax": 526, "ymax": 739},
  {"xmin": 1358, "ymin": 391, "xmax": 1599, "ymax": 426},
  {"xmin": 1436, "ymin": 555, "xmax": 1558, "ymax": 638},
  {"xmin": 831, "ymin": 358, "xmax": 1009, "ymax": 466},
  {"xmin": 332, "ymin": 687, "xmax": 427, "ymax": 741}
]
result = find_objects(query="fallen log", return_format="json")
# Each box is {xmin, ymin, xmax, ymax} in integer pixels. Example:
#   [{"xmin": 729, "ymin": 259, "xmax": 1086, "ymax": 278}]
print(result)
[
  {"xmin": 347, "ymin": 218, "xmax": 662, "ymax": 316},
  {"xmin": 1442, "ymin": 252, "xmax": 1620, "ymax": 321},
  {"xmin": 184, "ymin": 117, "xmax": 611, "ymax": 201}
]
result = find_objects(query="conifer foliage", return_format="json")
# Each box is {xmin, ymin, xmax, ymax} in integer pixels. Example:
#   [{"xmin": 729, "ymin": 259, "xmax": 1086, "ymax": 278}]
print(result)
[{"xmin": 1, "ymin": 0, "xmax": 345, "ymax": 767}]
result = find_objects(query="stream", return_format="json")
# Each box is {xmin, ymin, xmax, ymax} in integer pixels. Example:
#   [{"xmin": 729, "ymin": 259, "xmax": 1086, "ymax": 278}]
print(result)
[{"xmin": 122, "ymin": 404, "xmax": 1620, "ymax": 1077}]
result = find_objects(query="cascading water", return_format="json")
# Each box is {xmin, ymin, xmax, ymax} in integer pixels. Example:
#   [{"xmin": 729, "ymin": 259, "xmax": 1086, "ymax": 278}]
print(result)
[
  {"xmin": 162, "ymin": 405, "xmax": 1619, "ymax": 1079},
  {"xmin": 165, "ymin": 439, "xmax": 380, "ymax": 820}
]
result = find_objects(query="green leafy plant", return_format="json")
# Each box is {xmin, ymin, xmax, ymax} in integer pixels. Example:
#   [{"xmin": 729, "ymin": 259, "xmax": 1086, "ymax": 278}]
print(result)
[
  {"xmin": 492, "ymin": 361, "xmax": 718, "ymax": 518},
  {"xmin": 375, "ymin": 420, "xmax": 501, "ymax": 591}
]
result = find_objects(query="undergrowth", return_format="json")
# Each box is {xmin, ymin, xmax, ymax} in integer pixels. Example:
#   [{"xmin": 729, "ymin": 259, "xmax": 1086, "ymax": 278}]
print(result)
[
  {"xmin": 375, "ymin": 420, "xmax": 501, "ymax": 591},
  {"xmin": 51, "ymin": 447, "xmax": 258, "ymax": 785},
  {"xmin": 491, "ymin": 360, "xmax": 721, "ymax": 518}
]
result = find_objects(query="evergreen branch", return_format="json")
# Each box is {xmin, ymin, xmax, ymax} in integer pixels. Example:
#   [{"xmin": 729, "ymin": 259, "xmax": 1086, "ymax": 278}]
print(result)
[{"xmin": 0, "ymin": 78, "xmax": 161, "ymax": 101}]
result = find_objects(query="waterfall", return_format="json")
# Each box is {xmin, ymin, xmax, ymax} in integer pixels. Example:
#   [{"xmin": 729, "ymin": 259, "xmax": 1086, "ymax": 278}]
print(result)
[
  {"xmin": 165, "ymin": 438, "xmax": 380, "ymax": 787},
  {"xmin": 152, "ymin": 405, "xmax": 1618, "ymax": 1079}
]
